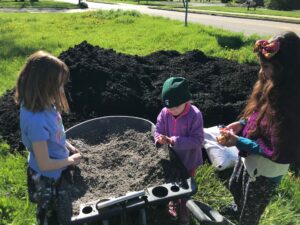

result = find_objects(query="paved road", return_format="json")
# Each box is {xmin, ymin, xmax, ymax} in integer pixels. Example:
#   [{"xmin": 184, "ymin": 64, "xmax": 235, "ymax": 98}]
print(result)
[
  {"xmin": 73, "ymin": 1, "xmax": 300, "ymax": 36},
  {"xmin": 5, "ymin": 0, "xmax": 300, "ymax": 36}
]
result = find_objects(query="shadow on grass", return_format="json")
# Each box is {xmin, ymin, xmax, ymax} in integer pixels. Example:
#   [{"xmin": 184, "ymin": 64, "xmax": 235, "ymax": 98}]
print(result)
[
  {"xmin": 0, "ymin": 37, "xmax": 63, "ymax": 60},
  {"xmin": 204, "ymin": 29, "xmax": 257, "ymax": 51},
  {"xmin": 216, "ymin": 35, "xmax": 244, "ymax": 50},
  {"xmin": 0, "ymin": 40, "xmax": 38, "ymax": 59}
]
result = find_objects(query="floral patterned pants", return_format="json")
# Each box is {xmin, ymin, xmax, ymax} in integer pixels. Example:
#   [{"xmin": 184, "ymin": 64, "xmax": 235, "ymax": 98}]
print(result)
[{"xmin": 27, "ymin": 167, "xmax": 61, "ymax": 225}]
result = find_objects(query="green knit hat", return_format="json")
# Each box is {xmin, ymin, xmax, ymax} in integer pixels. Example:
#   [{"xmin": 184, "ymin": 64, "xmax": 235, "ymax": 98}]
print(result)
[{"xmin": 162, "ymin": 77, "xmax": 191, "ymax": 108}]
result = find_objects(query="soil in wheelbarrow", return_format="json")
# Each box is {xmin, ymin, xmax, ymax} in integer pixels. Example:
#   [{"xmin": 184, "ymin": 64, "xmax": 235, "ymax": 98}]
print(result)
[{"xmin": 57, "ymin": 129, "xmax": 187, "ymax": 224}]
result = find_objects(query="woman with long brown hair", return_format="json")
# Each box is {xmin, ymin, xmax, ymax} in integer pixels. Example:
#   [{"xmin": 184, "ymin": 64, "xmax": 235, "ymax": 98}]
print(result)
[{"xmin": 217, "ymin": 31, "xmax": 300, "ymax": 225}]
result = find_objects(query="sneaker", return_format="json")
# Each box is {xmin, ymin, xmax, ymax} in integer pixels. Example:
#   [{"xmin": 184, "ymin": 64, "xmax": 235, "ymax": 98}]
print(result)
[{"xmin": 168, "ymin": 201, "xmax": 178, "ymax": 218}]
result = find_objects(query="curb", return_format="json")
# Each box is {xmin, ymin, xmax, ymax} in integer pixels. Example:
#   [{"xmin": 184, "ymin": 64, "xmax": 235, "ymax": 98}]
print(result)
[{"xmin": 149, "ymin": 6, "xmax": 300, "ymax": 25}]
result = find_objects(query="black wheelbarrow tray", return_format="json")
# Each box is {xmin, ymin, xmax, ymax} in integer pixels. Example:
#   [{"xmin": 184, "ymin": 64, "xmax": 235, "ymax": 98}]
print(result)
[{"xmin": 62, "ymin": 116, "xmax": 232, "ymax": 225}]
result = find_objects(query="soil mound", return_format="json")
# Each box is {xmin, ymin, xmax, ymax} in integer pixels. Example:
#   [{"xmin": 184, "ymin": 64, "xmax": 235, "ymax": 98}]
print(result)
[{"xmin": 0, "ymin": 41, "xmax": 259, "ymax": 151}]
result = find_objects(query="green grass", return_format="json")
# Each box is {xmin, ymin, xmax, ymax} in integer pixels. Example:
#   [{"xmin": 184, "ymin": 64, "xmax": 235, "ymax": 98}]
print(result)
[
  {"xmin": 88, "ymin": 0, "xmax": 222, "ymax": 5},
  {"xmin": 89, "ymin": 0, "xmax": 171, "ymax": 6},
  {"xmin": 0, "ymin": 10, "xmax": 299, "ymax": 225},
  {"xmin": 0, "ymin": 141, "xmax": 36, "ymax": 225},
  {"xmin": 183, "ymin": 6, "xmax": 300, "ymax": 19},
  {"xmin": 0, "ymin": 0, "xmax": 79, "ymax": 9},
  {"xmin": 0, "ymin": 10, "xmax": 262, "ymax": 95},
  {"xmin": 194, "ymin": 164, "xmax": 233, "ymax": 209},
  {"xmin": 88, "ymin": 0, "xmax": 300, "ymax": 19},
  {"xmin": 194, "ymin": 164, "xmax": 300, "ymax": 225},
  {"xmin": 260, "ymin": 173, "xmax": 300, "ymax": 225}
]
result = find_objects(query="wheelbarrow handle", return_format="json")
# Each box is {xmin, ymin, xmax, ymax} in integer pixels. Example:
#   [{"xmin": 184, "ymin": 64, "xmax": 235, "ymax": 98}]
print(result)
[
  {"xmin": 186, "ymin": 199, "xmax": 211, "ymax": 221},
  {"xmin": 186, "ymin": 199, "xmax": 235, "ymax": 225}
]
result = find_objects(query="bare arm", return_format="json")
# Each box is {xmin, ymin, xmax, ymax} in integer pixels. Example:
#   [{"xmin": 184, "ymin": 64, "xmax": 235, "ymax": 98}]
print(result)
[
  {"xmin": 32, "ymin": 141, "xmax": 81, "ymax": 172},
  {"xmin": 65, "ymin": 140, "xmax": 80, "ymax": 154}
]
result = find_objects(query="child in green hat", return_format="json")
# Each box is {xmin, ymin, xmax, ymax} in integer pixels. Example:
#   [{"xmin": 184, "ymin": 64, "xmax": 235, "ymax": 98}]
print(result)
[{"xmin": 155, "ymin": 77, "xmax": 204, "ymax": 225}]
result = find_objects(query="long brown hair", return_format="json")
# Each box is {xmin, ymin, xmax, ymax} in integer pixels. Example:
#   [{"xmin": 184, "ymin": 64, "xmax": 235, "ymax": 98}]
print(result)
[
  {"xmin": 241, "ymin": 31, "xmax": 300, "ymax": 162},
  {"xmin": 15, "ymin": 51, "xmax": 70, "ymax": 113}
]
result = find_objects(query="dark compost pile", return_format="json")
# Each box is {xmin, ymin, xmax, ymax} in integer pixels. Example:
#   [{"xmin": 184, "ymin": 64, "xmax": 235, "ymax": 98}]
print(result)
[
  {"xmin": 0, "ymin": 41, "xmax": 259, "ymax": 151},
  {"xmin": 5, "ymin": 41, "xmax": 297, "ymax": 224},
  {"xmin": 57, "ymin": 129, "xmax": 185, "ymax": 222}
]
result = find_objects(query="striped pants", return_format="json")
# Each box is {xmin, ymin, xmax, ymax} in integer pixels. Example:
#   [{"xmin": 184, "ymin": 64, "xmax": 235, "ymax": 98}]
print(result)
[{"xmin": 229, "ymin": 157, "xmax": 277, "ymax": 225}]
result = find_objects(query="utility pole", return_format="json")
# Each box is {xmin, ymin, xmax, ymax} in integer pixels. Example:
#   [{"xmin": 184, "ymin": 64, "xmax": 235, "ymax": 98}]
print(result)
[{"xmin": 182, "ymin": 0, "xmax": 189, "ymax": 26}]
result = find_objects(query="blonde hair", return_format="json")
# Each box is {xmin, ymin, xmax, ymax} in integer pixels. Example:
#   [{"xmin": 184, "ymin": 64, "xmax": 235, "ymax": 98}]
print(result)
[{"xmin": 15, "ymin": 51, "xmax": 70, "ymax": 113}]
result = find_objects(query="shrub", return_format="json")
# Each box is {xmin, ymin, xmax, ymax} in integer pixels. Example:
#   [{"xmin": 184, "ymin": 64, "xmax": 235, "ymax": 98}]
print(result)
[
  {"xmin": 234, "ymin": 0, "xmax": 264, "ymax": 6},
  {"xmin": 221, "ymin": 0, "xmax": 231, "ymax": 3},
  {"xmin": 265, "ymin": 0, "xmax": 300, "ymax": 10},
  {"xmin": 79, "ymin": 1, "xmax": 88, "ymax": 8}
]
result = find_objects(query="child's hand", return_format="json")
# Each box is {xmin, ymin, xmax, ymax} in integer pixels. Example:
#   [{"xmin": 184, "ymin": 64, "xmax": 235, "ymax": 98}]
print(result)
[
  {"xmin": 157, "ymin": 135, "xmax": 173, "ymax": 145},
  {"xmin": 164, "ymin": 136, "xmax": 173, "ymax": 145},
  {"xmin": 226, "ymin": 121, "xmax": 243, "ymax": 134},
  {"xmin": 217, "ymin": 129, "xmax": 238, "ymax": 147},
  {"xmin": 69, "ymin": 146, "xmax": 80, "ymax": 156},
  {"xmin": 66, "ymin": 141, "xmax": 81, "ymax": 155},
  {"xmin": 216, "ymin": 133, "xmax": 228, "ymax": 145},
  {"xmin": 69, "ymin": 153, "xmax": 82, "ymax": 165}
]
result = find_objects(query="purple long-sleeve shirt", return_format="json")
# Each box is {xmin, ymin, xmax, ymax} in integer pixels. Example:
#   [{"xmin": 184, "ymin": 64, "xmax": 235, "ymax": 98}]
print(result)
[
  {"xmin": 154, "ymin": 103, "xmax": 204, "ymax": 171},
  {"xmin": 241, "ymin": 111, "xmax": 278, "ymax": 159}
]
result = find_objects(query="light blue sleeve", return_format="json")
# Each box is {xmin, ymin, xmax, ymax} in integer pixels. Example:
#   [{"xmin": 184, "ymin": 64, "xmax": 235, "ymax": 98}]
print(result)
[{"xmin": 27, "ymin": 115, "xmax": 50, "ymax": 142}]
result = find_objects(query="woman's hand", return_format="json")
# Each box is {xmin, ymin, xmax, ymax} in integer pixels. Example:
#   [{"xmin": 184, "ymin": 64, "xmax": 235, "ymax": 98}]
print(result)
[
  {"xmin": 217, "ymin": 129, "xmax": 239, "ymax": 147},
  {"xmin": 226, "ymin": 121, "xmax": 244, "ymax": 135},
  {"xmin": 157, "ymin": 135, "xmax": 173, "ymax": 145}
]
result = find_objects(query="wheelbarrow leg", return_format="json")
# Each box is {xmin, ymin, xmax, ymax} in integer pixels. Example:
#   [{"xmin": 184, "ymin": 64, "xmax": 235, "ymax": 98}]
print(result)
[
  {"xmin": 121, "ymin": 204, "xmax": 127, "ymax": 225},
  {"xmin": 139, "ymin": 208, "xmax": 147, "ymax": 225}
]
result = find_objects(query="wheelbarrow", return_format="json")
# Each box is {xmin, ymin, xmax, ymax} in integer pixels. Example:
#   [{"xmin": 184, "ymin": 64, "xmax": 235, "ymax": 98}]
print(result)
[{"xmin": 62, "ymin": 116, "xmax": 233, "ymax": 225}]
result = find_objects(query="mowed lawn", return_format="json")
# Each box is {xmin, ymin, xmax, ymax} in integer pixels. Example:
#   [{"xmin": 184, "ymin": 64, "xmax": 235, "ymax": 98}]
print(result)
[
  {"xmin": 0, "ymin": 10, "xmax": 299, "ymax": 225},
  {"xmin": 88, "ymin": 0, "xmax": 300, "ymax": 19},
  {"xmin": 181, "ymin": 6, "xmax": 300, "ymax": 19},
  {"xmin": 0, "ymin": 0, "xmax": 79, "ymax": 9}
]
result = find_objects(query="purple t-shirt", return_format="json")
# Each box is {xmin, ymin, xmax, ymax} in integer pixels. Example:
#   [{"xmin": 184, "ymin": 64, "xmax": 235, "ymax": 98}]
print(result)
[{"xmin": 20, "ymin": 106, "xmax": 69, "ymax": 179}]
